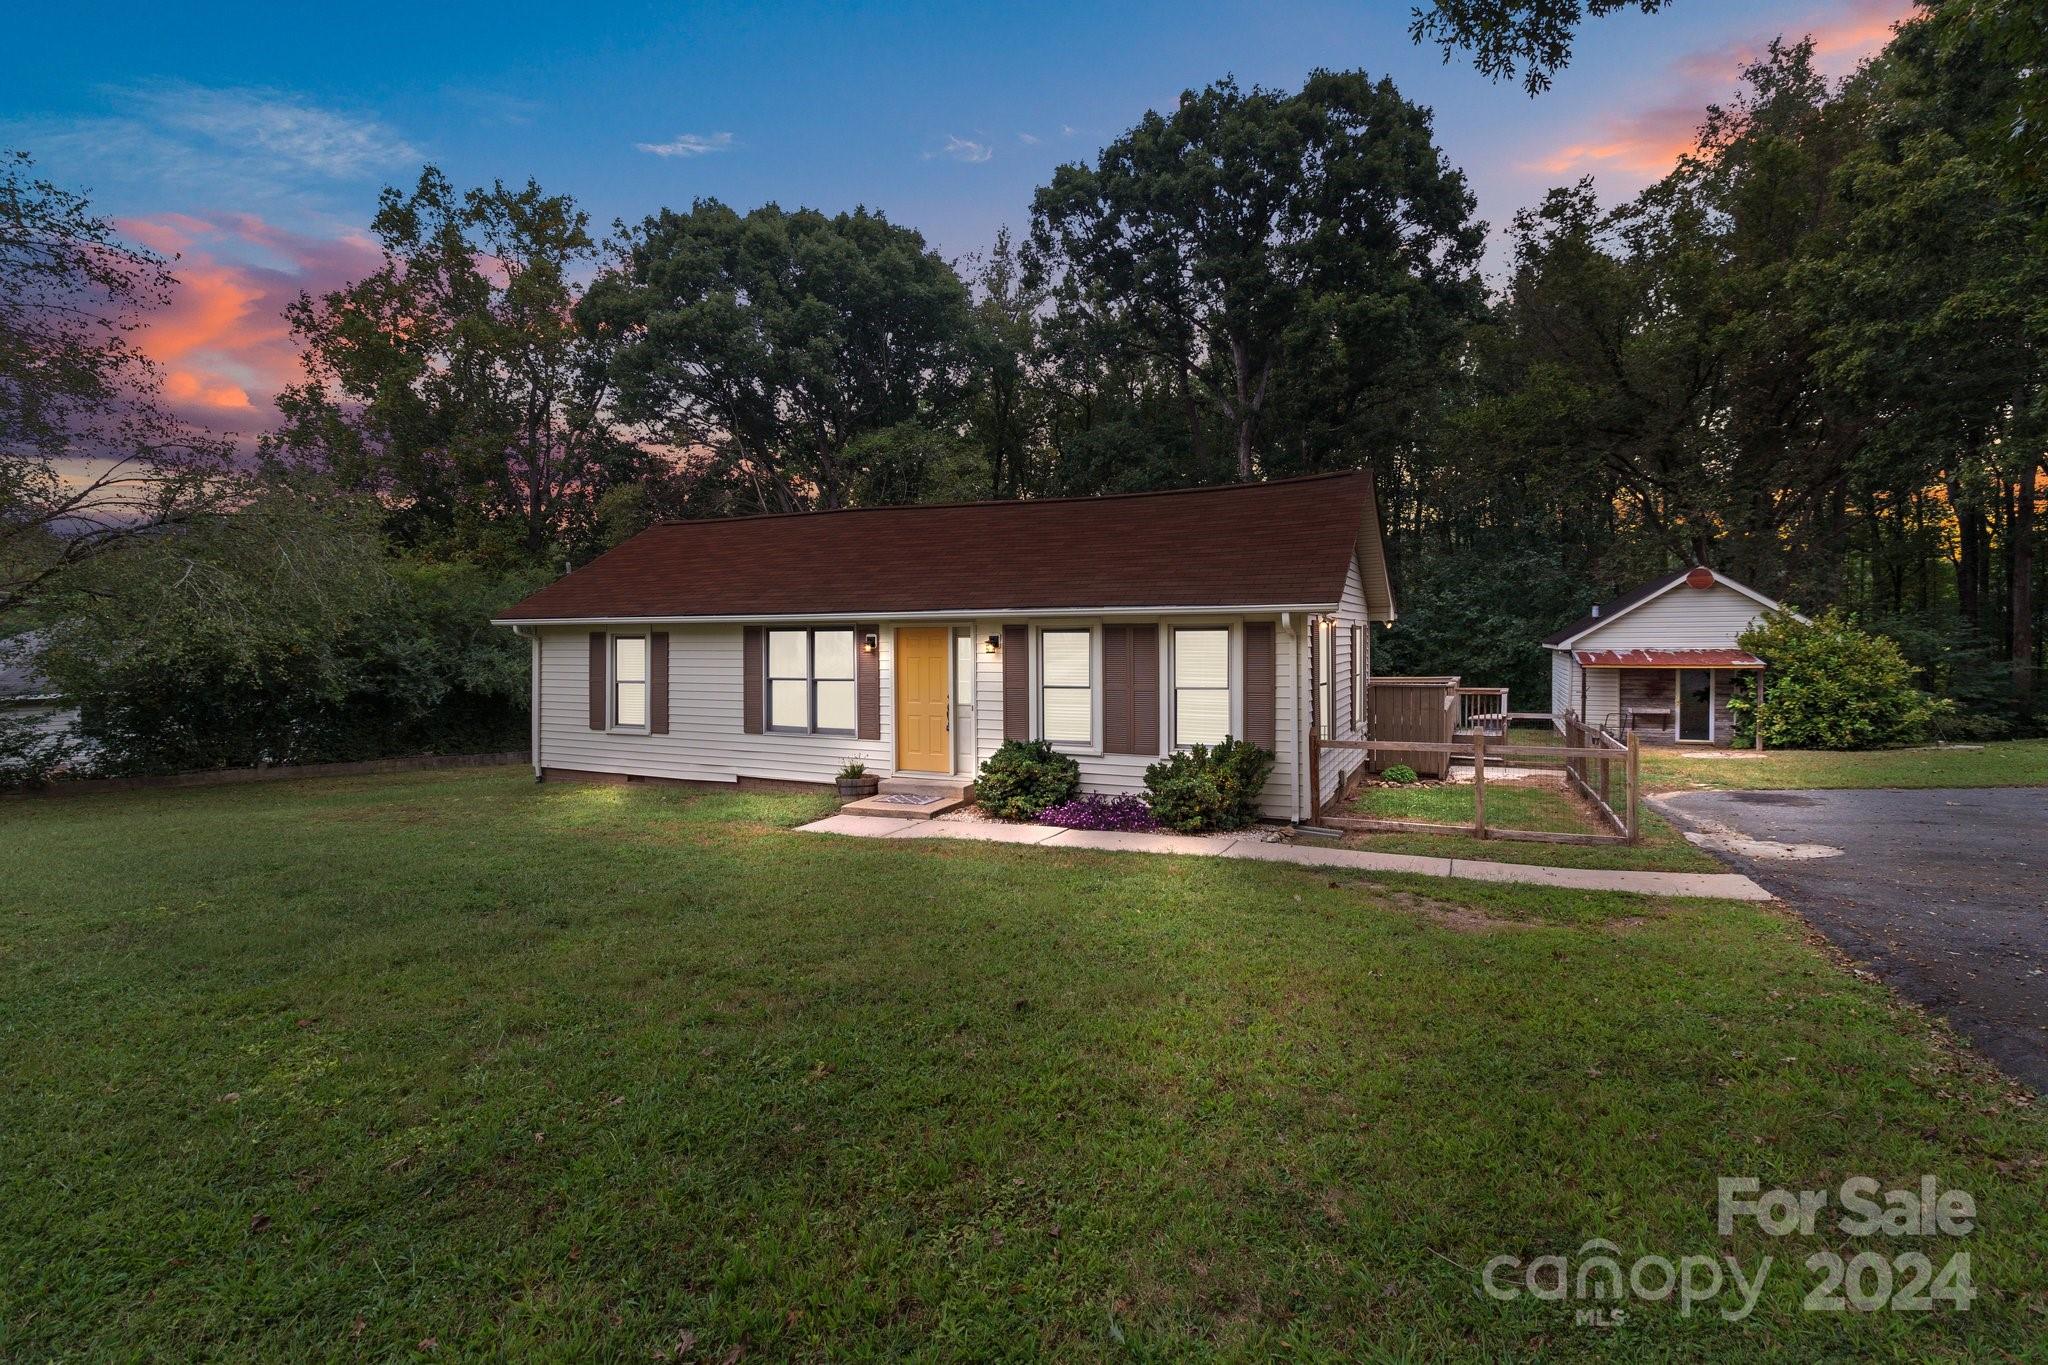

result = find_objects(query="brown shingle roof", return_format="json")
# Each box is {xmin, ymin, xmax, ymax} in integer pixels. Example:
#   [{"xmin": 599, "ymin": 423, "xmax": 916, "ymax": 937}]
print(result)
[{"xmin": 497, "ymin": 471, "xmax": 1390, "ymax": 622}]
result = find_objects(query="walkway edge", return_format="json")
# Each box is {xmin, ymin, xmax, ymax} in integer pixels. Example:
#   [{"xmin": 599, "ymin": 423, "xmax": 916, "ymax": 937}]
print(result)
[{"xmin": 795, "ymin": 815, "xmax": 1774, "ymax": 901}]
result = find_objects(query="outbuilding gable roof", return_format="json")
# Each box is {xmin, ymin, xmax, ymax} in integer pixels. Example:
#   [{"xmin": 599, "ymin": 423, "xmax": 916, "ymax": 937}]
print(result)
[
  {"xmin": 1541, "ymin": 566, "xmax": 1793, "ymax": 649},
  {"xmin": 496, "ymin": 471, "xmax": 1394, "ymax": 623}
]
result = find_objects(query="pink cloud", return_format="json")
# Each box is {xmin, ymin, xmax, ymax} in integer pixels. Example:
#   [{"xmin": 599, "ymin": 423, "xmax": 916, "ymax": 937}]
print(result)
[
  {"xmin": 1530, "ymin": 0, "xmax": 1918, "ymax": 181},
  {"xmin": 114, "ymin": 213, "xmax": 382, "ymax": 438}
]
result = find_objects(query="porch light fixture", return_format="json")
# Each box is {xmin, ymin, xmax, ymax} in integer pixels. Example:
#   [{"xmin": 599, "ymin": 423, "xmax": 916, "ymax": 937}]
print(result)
[
  {"xmin": 984, "ymin": 634, "xmax": 1001, "ymax": 654},
  {"xmin": 862, "ymin": 632, "xmax": 879, "ymax": 653}
]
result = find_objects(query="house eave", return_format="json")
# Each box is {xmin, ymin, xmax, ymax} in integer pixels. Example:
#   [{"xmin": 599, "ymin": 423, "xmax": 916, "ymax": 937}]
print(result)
[{"xmin": 492, "ymin": 602, "xmax": 1346, "ymax": 629}]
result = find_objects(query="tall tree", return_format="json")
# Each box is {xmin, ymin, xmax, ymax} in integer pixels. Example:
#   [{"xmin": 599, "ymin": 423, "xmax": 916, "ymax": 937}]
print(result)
[
  {"xmin": 1411, "ymin": 1, "xmax": 1675, "ymax": 94},
  {"xmin": 1809, "ymin": 15, "xmax": 2046, "ymax": 711},
  {"xmin": 580, "ymin": 201, "xmax": 976, "ymax": 512},
  {"xmin": 1029, "ymin": 72, "xmax": 1485, "ymax": 481},
  {"xmin": 269, "ymin": 167, "xmax": 647, "ymax": 565},
  {"xmin": 0, "ymin": 151, "xmax": 234, "ymax": 615}
]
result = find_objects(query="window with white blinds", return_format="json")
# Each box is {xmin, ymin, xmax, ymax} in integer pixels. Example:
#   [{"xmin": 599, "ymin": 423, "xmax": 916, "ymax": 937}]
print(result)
[
  {"xmin": 1173, "ymin": 628, "xmax": 1229, "ymax": 747},
  {"xmin": 766, "ymin": 628, "xmax": 856, "ymax": 734},
  {"xmin": 613, "ymin": 634, "xmax": 648, "ymax": 729},
  {"xmin": 1039, "ymin": 629, "xmax": 1093, "ymax": 745}
]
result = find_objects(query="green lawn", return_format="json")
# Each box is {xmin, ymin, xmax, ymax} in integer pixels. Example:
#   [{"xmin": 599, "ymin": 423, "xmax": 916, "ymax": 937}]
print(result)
[
  {"xmin": 2, "ymin": 770, "xmax": 2043, "ymax": 1358},
  {"xmin": 1337, "ymin": 776, "xmax": 1722, "ymax": 872},
  {"xmin": 1637, "ymin": 738, "xmax": 2048, "ymax": 791}
]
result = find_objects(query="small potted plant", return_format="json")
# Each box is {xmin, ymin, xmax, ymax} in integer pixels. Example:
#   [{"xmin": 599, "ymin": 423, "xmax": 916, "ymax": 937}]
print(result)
[{"xmin": 836, "ymin": 759, "xmax": 879, "ymax": 799}]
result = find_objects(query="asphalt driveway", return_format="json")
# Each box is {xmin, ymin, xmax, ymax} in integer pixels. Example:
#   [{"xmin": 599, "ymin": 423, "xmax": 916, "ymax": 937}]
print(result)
[{"xmin": 1656, "ymin": 787, "xmax": 2048, "ymax": 1092}]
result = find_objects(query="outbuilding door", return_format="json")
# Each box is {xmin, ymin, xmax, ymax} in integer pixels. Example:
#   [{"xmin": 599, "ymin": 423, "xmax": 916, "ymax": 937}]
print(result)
[
  {"xmin": 895, "ymin": 627, "xmax": 952, "ymax": 774},
  {"xmin": 1677, "ymin": 668, "xmax": 1714, "ymax": 742}
]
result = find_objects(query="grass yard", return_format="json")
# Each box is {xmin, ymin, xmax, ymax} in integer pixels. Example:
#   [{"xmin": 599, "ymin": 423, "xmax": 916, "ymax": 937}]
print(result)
[
  {"xmin": 1336, "ymin": 775, "xmax": 1721, "ymax": 873},
  {"xmin": 2, "ymin": 770, "xmax": 2044, "ymax": 1359},
  {"xmin": 1637, "ymin": 738, "xmax": 2048, "ymax": 791}
]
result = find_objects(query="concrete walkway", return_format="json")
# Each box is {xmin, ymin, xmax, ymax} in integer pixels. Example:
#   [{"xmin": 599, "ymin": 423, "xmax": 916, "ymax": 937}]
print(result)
[{"xmin": 796, "ymin": 813, "xmax": 1773, "ymax": 901}]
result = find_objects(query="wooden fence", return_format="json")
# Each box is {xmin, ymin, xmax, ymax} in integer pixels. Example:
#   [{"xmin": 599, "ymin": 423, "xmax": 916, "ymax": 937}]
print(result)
[{"xmin": 1309, "ymin": 712, "xmax": 1640, "ymax": 846}]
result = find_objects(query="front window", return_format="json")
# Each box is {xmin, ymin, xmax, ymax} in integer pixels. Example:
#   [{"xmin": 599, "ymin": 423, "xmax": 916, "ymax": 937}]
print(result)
[
  {"xmin": 767, "ymin": 628, "xmax": 856, "ymax": 734},
  {"xmin": 1351, "ymin": 624, "xmax": 1365, "ymax": 726},
  {"xmin": 613, "ymin": 634, "xmax": 648, "ymax": 729},
  {"xmin": 1039, "ymin": 629, "xmax": 1093, "ymax": 745},
  {"xmin": 1317, "ymin": 618, "xmax": 1334, "ymax": 740},
  {"xmin": 1173, "ymin": 627, "xmax": 1230, "ymax": 747}
]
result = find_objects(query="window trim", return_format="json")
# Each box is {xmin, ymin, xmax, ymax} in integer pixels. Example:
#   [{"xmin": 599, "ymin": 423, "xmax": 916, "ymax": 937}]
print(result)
[
  {"xmin": 1351, "ymin": 622, "xmax": 1365, "ymax": 727},
  {"xmin": 765, "ymin": 626, "xmax": 858, "ymax": 736},
  {"xmin": 1035, "ymin": 624, "xmax": 1101, "ymax": 753},
  {"xmin": 609, "ymin": 630, "xmax": 650, "ymax": 734},
  {"xmin": 1315, "ymin": 617, "xmax": 1334, "ymax": 741},
  {"xmin": 1169, "ymin": 624, "xmax": 1235, "ymax": 750}
]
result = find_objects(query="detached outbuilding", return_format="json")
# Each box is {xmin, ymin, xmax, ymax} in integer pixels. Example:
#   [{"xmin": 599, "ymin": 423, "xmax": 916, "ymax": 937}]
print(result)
[
  {"xmin": 1543, "ymin": 567, "xmax": 1800, "ymax": 747},
  {"xmin": 493, "ymin": 473, "xmax": 1395, "ymax": 822}
]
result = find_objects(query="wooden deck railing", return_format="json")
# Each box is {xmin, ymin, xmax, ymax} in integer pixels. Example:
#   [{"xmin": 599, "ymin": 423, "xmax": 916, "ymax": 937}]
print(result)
[{"xmin": 1453, "ymin": 687, "xmax": 1509, "ymax": 734}]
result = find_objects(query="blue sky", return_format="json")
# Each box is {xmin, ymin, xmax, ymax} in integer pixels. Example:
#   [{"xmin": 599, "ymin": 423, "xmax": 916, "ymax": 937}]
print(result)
[{"xmin": 2, "ymin": 0, "xmax": 1909, "ymax": 430}]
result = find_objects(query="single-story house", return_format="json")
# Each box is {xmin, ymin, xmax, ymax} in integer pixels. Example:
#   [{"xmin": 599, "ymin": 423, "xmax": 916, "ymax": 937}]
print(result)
[
  {"xmin": 493, "ymin": 472, "xmax": 1395, "ymax": 823},
  {"xmin": 1543, "ymin": 566, "xmax": 1802, "ymax": 747}
]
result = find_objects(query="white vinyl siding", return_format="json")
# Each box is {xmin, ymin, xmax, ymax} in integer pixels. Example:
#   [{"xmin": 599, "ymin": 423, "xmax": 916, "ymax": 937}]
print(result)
[
  {"xmin": 1172, "ymin": 627, "xmax": 1230, "ymax": 747},
  {"xmin": 1306, "ymin": 557, "xmax": 1370, "ymax": 810},
  {"xmin": 1039, "ymin": 629, "xmax": 1093, "ymax": 746},
  {"xmin": 1569, "ymin": 582, "xmax": 1774, "ymax": 649}
]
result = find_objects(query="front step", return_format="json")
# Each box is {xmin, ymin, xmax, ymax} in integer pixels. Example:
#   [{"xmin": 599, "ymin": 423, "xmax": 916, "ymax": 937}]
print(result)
[
  {"xmin": 878, "ymin": 775, "xmax": 973, "ymax": 798},
  {"xmin": 840, "ymin": 774, "xmax": 974, "ymax": 820}
]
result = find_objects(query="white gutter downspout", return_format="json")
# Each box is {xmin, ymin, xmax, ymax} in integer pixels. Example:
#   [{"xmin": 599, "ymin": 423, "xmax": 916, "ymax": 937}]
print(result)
[{"xmin": 512, "ymin": 625, "xmax": 542, "ymax": 780}]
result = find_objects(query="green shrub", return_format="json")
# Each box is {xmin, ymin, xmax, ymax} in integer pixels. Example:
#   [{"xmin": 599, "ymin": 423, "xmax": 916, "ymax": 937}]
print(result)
[
  {"xmin": 1143, "ymin": 737, "xmax": 1276, "ymax": 833},
  {"xmin": 1380, "ymin": 763, "xmax": 1419, "ymax": 784},
  {"xmin": 975, "ymin": 739, "xmax": 1081, "ymax": 820},
  {"xmin": 1729, "ymin": 608, "xmax": 1950, "ymax": 750}
]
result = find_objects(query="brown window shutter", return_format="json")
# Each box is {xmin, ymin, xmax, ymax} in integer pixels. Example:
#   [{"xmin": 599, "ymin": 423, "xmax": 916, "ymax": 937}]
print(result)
[
  {"xmin": 857, "ymin": 623, "xmax": 880, "ymax": 741},
  {"xmin": 1242, "ymin": 621, "xmax": 1275, "ymax": 750},
  {"xmin": 588, "ymin": 632, "xmax": 606, "ymax": 730},
  {"xmin": 742, "ymin": 625, "xmax": 763, "ymax": 734},
  {"xmin": 1132, "ymin": 624, "xmax": 1159, "ymax": 753},
  {"xmin": 649, "ymin": 631, "xmax": 670, "ymax": 734},
  {"xmin": 1102, "ymin": 625, "xmax": 1131, "ymax": 753},
  {"xmin": 1002, "ymin": 624, "xmax": 1029, "ymax": 741}
]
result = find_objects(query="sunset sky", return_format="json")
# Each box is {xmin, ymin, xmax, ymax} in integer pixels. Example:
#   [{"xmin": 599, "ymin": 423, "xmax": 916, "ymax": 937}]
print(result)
[{"xmin": 3, "ymin": 0, "xmax": 1914, "ymax": 441}]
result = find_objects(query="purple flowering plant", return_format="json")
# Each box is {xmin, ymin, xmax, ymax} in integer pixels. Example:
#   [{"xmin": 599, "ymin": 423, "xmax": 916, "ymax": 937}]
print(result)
[{"xmin": 1036, "ymin": 793, "xmax": 1161, "ymax": 832}]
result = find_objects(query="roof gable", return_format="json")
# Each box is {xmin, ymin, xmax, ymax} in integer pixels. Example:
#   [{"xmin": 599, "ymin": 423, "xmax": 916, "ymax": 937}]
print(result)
[
  {"xmin": 497, "ymin": 471, "xmax": 1393, "ymax": 623},
  {"xmin": 1543, "ymin": 568, "xmax": 1796, "ymax": 649}
]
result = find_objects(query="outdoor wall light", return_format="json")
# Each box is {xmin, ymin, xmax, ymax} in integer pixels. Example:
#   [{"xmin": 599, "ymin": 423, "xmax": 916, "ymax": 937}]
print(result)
[
  {"xmin": 984, "ymin": 634, "xmax": 1001, "ymax": 654},
  {"xmin": 862, "ymin": 632, "xmax": 879, "ymax": 653}
]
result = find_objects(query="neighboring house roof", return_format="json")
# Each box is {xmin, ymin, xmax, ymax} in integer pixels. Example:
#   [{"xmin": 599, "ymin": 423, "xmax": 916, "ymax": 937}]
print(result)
[
  {"xmin": 1575, "ymin": 648, "xmax": 1766, "ymax": 669},
  {"xmin": 1541, "ymin": 566, "xmax": 1796, "ymax": 649},
  {"xmin": 496, "ymin": 471, "xmax": 1395, "ymax": 623}
]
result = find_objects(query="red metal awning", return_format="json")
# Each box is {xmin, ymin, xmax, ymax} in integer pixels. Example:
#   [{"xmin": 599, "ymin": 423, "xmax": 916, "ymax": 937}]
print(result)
[{"xmin": 1575, "ymin": 648, "xmax": 1765, "ymax": 668}]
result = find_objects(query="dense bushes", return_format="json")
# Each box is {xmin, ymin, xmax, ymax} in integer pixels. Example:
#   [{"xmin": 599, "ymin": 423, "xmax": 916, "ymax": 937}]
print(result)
[
  {"xmin": 974, "ymin": 739, "xmax": 1081, "ymax": 819},
  {"xmin": 1143, "ymin": 737, "xmax": 1275, "ymax": 833},
  {"xmin": 1730, "ymin": 608, "xmax": 1949, "ymax": 750},
  {"xmin": 32, "ymin": 493, "xmax": 542, "ymax": 776}
]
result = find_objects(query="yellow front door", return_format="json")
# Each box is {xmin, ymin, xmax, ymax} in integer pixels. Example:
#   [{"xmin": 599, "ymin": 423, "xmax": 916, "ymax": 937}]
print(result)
[{"xmin": 895, "ymin": 627, "xmax": 952, "ymax": 774}]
